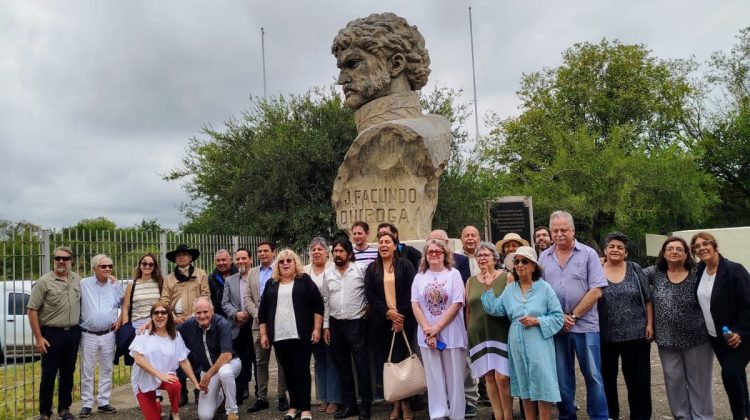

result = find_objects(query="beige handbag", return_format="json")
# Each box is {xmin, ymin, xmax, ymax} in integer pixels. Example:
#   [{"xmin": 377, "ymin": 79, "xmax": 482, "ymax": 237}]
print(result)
[{"xmin": 383, "ymin": 330, "xmax": 427, "ymax": 402}]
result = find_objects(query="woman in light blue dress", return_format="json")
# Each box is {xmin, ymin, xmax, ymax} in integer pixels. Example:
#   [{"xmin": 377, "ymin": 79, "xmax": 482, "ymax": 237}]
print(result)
[{"xmin": 481, "ymin": 246, "xmax": 563, "ymax": 420}]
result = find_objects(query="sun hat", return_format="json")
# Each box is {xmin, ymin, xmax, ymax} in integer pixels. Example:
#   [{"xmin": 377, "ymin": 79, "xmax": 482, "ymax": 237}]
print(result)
[
  {"xmin": 503, "ymin": 246, "xmax": 538, "ymax": 270},
  {"xmin": 495, "ymin": 233, "xmax": 530, "ymax": 253}
]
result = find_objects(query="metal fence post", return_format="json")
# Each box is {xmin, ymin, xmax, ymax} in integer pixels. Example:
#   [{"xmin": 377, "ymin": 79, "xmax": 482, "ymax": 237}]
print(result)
[
  {"xmin": 41, "ymin": 229, "xmax": 50, "ymax": 274},
  {"xmin": 160, "ymin": 233, "xmax": 168, "ymax": 278},
  {"xmin": 232, "ymin": 236, "xmax": 239, "ymax": 253}
]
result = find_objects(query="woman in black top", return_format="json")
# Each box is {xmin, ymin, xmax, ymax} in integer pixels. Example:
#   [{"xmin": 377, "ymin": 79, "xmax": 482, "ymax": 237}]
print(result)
[
  {"xmin": 258, "ymin": 249, "xmax": 324, "ymax": 420},
  {"xmin": 645, "ymin": 236, "xmax": 713, "ymax": 419},
  {"xmin": 598, "ymin": 232, "xmax": 653, "ymax": 420},
  {"xmin": 365, "ymin": 231, "xmax": 417, "ymax": 420},
  {"xmin": 693, "ymin": 232, "xmax": 750, "ymax": 420}
]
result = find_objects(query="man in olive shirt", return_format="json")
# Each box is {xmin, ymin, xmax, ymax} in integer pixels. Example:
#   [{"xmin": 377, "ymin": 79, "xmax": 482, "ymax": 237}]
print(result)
[{"xmin": 27, "ymin": 246, "xmax": 82, "ymax": 420}]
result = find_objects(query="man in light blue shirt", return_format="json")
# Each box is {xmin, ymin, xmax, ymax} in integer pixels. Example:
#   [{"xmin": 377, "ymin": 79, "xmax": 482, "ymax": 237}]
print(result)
[
  {"xmin": 538, "ymin": 211, "xmax": 608, "ymax": 420},
  {"xmin": 78, "ymin": 254, "xmax": 123, "ymax": 418}
]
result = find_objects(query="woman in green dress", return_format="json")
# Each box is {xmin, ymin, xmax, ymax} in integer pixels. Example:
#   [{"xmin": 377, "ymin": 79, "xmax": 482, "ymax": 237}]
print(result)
[{"xmin": 465, "ymin": 242, "xmax": 512, "ymax": 420}]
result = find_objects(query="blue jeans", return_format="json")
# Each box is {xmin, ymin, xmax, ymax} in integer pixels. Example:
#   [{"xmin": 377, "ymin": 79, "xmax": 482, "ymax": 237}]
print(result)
[
  {"xmin": 312, "ymin": 340, "xmax": 342, "ymax": 404},
  {"xmin": 554, "ymin": 332, "xmax": 608, "ymax": 420}
]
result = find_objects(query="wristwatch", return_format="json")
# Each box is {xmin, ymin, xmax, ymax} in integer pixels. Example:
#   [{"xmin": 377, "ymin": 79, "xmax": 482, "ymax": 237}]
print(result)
[{"xmin": 570, "ymin": 313, "xmax": 579, "ymax": 321}]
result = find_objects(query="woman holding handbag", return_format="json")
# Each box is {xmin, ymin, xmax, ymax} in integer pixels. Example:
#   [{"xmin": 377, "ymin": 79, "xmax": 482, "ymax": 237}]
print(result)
[{"xmin": 365, "ymin": 231, "xmax": 417, "ymax": 420}]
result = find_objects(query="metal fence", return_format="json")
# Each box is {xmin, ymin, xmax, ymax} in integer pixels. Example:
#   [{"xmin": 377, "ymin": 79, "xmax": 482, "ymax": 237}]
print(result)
[{"xmin": 0, "ymin": 228, "xmax": 271, "ymax": 419}]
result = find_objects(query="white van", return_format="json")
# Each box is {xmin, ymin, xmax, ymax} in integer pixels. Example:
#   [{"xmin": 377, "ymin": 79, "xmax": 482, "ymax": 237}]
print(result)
[{"xmin": 0, "ymin": 280, "xmax": 35, "ymax": 361}]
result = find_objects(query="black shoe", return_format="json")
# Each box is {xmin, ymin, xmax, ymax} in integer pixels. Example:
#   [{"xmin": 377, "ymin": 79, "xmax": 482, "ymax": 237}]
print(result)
[
  {"xmin": 247, "ymin": 399, "xmax": 269, "ymax": 413},
  {"xmin": 358, "ymin": 401, "xmax": 371, "ymax": 420},
  {"xmin": 78, "ymin": 407, "xmax": 91, "ymax": 418},
  {"xmin": 58, "ymin": 410, "xmax": 76, "ymax": 420},
  {"xmin": 97, "ymin": 404, "xmax": 117, "ymax": 414},
  {"xmin": 179, "ymin": 388, "xmax": 188, "ymax": 407},
  {"xmin": 283, "ymin": 411, "xmax": 301, "ymax": 420},
  {"xmin": 334, "ymin": 406, "xmax": 359, "ymax": 419},
  {"xmin": 278, "ymin": 395, "xmax": 289, "ymax": 412}
]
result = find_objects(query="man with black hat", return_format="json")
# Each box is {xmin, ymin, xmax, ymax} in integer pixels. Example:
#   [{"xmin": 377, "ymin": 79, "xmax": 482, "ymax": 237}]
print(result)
[
  {"xmin": 162, "ymin": 244, "xmax": 210, "ymax": 323},
  {"xmin": 161, "ymin": 244, "xmax": 210, "ymax": 406}
]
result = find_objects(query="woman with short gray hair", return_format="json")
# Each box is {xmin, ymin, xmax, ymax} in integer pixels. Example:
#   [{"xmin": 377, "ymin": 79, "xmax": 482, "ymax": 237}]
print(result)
[
  {"xmin": 303, "ymin": 237, "xmax": 341, "ymax": 414},
  {"xmin": 465, "ymin": 242, "xmax": 512, "ymax": 419}
]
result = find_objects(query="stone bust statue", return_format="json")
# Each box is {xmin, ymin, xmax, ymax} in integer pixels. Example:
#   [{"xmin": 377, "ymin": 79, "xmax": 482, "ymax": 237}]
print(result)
[{"xmin": 330, "ymin": 13, "xmax": 452, "ymax": 241}]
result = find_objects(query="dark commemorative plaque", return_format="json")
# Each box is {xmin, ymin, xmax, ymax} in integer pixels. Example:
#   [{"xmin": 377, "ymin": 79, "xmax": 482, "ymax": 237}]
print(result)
[{"xmin": 486, "ymin": 196, "xmax": 533, "ymax": 245}]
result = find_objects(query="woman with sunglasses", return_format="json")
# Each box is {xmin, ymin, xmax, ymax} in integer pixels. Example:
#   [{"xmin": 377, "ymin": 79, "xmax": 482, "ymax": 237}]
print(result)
[
  {"xmin": 481, "ymin": 246, "xmax": 563, "ymax": 420},
  {"xmin": 117, "ymin": 254, "xmax": 165, "ymax": 366},
  {"xmin": 465, "ymin": 242, "xmax": 512, "ymax": 420},
  {"xmin": 411, "ymin": 238, "xmax": 468, "ymax": 420},
  {"xmin": 122, "ymin": 254, "xmax": 164, "ymax": 330},
  {"xmin": 365, "ymin": 231, "xmax": 417, "ymax": 420},
  {"xmin": 644, "ymin": 236, "xmax": 713, "ymax": 419},
  {"xmin": 303, "ymin": 237, "xmax": 341, "ymax": 415},
  {"xmin": 258, "ymin": 249, "xmax": 324, "ymax": 420},
  {"xmin": 129, "ymin": 303, "xmax": 200, "ymax": 420},
  {"xmin": 598, "ymin": 232, "xmax": 653, "ymax": 420},
  {"xmin": 692, "ymin": 232, "xmax": 750, "ymax": 420}
]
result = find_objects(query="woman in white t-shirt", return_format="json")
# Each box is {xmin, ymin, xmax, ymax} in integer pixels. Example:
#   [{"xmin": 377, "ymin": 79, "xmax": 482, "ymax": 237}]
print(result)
[
  {"xmin": 129, "ymin": 303, "xmax": 201, "ymax": 420},
  {"xmin": 411, "ymin": 238, "xmax": 468, "ymax": 420}
]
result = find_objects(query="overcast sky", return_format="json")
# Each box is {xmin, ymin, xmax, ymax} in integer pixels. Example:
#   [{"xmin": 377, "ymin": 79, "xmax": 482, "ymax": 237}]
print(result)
[{"xmin": 1, "ymin": 1, "xmax": 747, "ymax": 231}]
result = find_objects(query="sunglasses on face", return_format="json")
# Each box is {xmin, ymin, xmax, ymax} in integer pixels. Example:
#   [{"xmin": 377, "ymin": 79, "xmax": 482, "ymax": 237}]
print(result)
[
  {"xmin": 140, "ymin": 262, "xmax": 155, "ymax": 268},
  {"xmin": 98, "ymin": 264, "xmax": 114, "ymax": 269},
  {"xmin": 514, "ymin": 258, "xmax": 531, "ymax": 266},
  {"xmin": 279, "ymin": 258, "xmax": 294, "ymax": 264},
  {"xmin": 54, "ymin": 256, "xmax": 72, "ymax": 262},
  {"xmin": 426, "ymin": 250, "xmax": 444, "ymax": 256},
  {"xmin": 152, "ymin": 310, "xmax": 168, "ymax": 316}
]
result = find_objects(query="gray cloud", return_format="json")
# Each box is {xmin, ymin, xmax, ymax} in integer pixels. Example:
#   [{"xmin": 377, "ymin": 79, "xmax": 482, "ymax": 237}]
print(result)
[{"xmin": 1, "ymin": 0, "xmax": 747, "ymax": 230}]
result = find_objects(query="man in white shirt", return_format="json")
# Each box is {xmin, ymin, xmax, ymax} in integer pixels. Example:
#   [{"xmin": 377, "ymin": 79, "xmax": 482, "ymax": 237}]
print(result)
[
  {"xmin": 78, "ymin": 254, "xmax": 123, "ymax": 418},
  {"xmin": 322, "ymin": 237, "xmax": 372, "ymax": 420},
  {"xmin": 351, "ymin": 221, "xmax": 378, "ymax": 267}
]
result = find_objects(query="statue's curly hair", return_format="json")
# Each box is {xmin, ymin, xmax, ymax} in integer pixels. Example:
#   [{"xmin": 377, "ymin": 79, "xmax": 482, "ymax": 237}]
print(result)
[{"xmin": 332, "ymin": 13, "xmax": 431, "ymax": 91}]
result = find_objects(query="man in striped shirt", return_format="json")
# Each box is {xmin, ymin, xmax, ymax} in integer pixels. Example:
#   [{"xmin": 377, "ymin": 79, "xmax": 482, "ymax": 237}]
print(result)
[{"xmin": 351, "ymin": 221, "xmax": 377, "ymax": 267}]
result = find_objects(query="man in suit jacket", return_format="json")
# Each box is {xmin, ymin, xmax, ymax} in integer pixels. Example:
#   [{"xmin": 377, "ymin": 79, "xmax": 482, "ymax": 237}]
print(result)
[
  {"xmin": 241, "ymin": 241, "xmax": 288, "ymax": 413},
  {"xmin": 222, "ymin": 248, "xmax": 256, "ymax": 406}
]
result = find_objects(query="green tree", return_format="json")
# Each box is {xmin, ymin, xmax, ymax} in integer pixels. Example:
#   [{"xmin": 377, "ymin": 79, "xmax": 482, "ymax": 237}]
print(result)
[
  {"xmin": 697, "ymin": 27, "xmax": 750, "ymax": 226},
  {"xmin": 482, "ymin": 39, "xmax": 716, "ymax": 250},
  {"xmin": 166, "ymin": 88, "xmax": 356, "ymax": 248}
]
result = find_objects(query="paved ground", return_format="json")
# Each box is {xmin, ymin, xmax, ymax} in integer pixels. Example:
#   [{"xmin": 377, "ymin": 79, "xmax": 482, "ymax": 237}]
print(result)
[{"xmin": 29, "ymin": 346, "xmax": 739, "ymax": 419}]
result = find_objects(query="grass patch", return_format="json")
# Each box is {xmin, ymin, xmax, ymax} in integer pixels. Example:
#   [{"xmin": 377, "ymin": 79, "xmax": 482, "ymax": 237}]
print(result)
[{"xmin": 0, "ymin": 357, "xmax": 131, "ymax": 419}]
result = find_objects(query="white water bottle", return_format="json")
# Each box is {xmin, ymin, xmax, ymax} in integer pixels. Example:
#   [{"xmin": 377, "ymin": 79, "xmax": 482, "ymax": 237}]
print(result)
[{"xmin": 722, "ymin": 326, "xmax": 733, "ymax": 344}]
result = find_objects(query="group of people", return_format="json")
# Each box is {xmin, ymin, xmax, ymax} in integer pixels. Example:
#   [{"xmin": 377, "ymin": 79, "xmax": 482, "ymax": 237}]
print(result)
[{"xmin": 26, "ymin": 211, "xmax": 750, "ymax": 420}]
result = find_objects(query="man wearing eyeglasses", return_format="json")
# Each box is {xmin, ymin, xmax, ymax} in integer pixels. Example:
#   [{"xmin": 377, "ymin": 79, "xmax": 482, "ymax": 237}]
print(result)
[
  {"xmin": 27, "ymin": 246, "xmax": 82, "ymax": 420},
  {"xmin": 77, "ymin": 254, "xmax": 123, "ymax": 417},
  {"xmin": 537, "ymin": 211, "xmax": 608, "ymax": 420}
]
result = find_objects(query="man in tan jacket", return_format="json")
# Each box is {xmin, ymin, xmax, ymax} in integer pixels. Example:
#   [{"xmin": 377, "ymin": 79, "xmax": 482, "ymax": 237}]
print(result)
[{"xmin": 161, "ymin": 244, "xmax": 210, "ymax": 323}]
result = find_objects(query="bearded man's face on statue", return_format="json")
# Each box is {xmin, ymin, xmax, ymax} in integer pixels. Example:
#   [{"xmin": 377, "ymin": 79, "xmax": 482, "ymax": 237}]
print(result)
[{"xmin": 336, "ymin": 47, "xmax": 392, "ymax": 109}]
